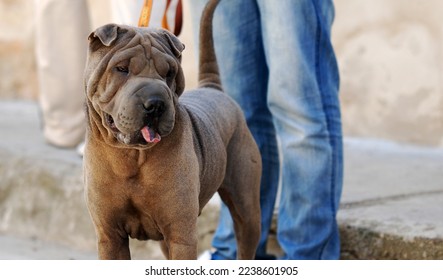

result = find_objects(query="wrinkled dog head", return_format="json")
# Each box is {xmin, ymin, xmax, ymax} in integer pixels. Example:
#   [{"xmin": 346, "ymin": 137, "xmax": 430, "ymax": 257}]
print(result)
[{"xmin": 84, "ymin": 23, "xmax": 185, "ymax": 148}]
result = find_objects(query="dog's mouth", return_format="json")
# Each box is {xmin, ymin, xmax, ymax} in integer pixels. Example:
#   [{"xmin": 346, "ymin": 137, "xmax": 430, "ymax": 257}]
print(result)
[
  {"xmin": 140, "ymin": 125, "xmax": 161, "ymax": 143},
  {"xmin": 104, "ymin": 113, "xmax": 161, "ymax": 145}
]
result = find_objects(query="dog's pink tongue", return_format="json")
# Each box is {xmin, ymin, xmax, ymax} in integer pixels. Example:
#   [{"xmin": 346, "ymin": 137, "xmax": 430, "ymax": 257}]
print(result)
[{"xmin": 141, "ymin": 126, "xmax": 161, "ymax": 143}]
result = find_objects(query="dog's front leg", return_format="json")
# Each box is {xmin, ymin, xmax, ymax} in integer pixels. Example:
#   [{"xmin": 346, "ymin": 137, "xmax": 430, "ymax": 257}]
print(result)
[
  {"xmin": 97, "ymin": 232, "xmax": 131, "ymax": 260},
  {"xmin": 164, "ymin": 240, "xmax": 198, "ymax": 260},
  {"xmin": 162, "ymin": 222, "xmax": 198, "ymax": 260}
]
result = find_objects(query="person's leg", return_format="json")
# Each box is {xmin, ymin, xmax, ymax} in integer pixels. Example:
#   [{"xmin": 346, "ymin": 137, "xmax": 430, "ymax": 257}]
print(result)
[
  {"xmin": 190, "ymin": 0, "xmax": 280, "ymax": 259},
  {"xmin": 257, "ymin": 0, "xmax": 343, "ymax": 259},
  {"xmin": 34, "ymin": 0, "xmax": 90, "ymax": 148}
]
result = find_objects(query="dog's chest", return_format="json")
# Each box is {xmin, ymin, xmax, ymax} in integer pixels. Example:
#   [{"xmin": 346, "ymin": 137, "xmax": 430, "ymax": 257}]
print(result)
[
  {"xmin": 123, "ymin": 203, "xmax": 163, "ymax": 241},
  {"xmin": 125, "ymin": 220, "xmax": 163, "ymax": 241}
]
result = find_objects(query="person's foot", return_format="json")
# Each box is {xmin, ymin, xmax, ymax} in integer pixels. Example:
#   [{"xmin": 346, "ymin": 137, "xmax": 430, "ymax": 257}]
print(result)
[
  {"xmin": 197, "ymin": 250, "xmax": 213, "ymax": 260},
  {"xmin": 198, "ymin": 249, "xmax": 277, "ymax": 260},
  {"xmin": 76, "ymin": 141, "xmax": 85, "ymax": 157}
]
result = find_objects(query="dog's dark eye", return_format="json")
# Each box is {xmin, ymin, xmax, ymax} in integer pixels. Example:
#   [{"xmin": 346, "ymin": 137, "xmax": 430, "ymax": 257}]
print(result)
[
  {"xmin": 115, "ymin": 66, "xmax": 129, "ymax": 74},
  {"xmin": 166, "ymin": 69, "xmax": 175, "ymax": 81}
]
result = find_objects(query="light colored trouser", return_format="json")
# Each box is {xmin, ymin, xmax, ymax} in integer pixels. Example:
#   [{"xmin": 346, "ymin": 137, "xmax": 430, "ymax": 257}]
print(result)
[{"xmin": 34, "ymin": 0, "xmax": 142, "ymax": 148}]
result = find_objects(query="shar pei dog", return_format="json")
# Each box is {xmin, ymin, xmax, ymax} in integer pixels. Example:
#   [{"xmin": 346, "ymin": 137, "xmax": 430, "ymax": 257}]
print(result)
[{"xmin": 83, "ymin": 0, "xmax": 261, "ymax": 259}]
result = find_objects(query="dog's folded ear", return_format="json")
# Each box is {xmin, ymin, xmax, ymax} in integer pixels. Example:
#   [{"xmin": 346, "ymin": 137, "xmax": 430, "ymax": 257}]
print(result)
[
  {"xmin": 89, "ymin": 23, "xmax": 119, "ymax": 47},
  {"xmin": 161, "ymin": 30, "xmax": 185, "ymax": 59}
]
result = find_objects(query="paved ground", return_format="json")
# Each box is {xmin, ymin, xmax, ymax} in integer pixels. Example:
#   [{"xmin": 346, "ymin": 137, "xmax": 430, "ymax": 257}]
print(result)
[
  {"xmin": 0, "ymin": 235, "xmax": 95, "ymax": 260},
  {"xmin": 0, "ymin": 100, "xmax": 442, "ymax": 259}
]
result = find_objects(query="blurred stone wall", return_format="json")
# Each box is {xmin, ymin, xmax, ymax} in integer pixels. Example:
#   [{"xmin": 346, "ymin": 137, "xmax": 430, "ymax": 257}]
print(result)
[
  {"xmin": 334, "ymin": 0, "xmax": 443, "ymax": 147},
  {"xmin": 1, "ymin": 0, "xmax": 442, "ymax": 147},
  {"xmin": 0, "ymin": 0, "xmax": 36, "ymax": 99}
]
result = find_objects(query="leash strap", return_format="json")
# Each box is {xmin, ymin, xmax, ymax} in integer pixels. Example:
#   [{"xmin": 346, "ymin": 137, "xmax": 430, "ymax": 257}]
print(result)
[
  {"xmin": 138, "ymin": 0, "xmax": 183, "ymax": 36},
  {"xmin": 138, "ymin": 0, "xmax": 153, "ymax": 27}
]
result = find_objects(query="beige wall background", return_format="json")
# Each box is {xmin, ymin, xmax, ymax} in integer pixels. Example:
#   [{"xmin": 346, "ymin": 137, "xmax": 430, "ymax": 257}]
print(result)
[{"xmin": 1, "ymin": 0, "xmax": 442, "ymax": 147}]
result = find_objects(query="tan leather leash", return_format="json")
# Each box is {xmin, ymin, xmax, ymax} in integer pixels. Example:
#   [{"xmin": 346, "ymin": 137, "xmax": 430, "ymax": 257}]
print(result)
[
  {"xmin": 138, "ymin": 0, "xmax": 153, "ymax": 27},
  {"xmin": 138, "ymin": 0, "xmax": 183, "ymax": 36}
]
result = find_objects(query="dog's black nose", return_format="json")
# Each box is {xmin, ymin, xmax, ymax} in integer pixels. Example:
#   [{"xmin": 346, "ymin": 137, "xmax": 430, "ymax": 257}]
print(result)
[{"xmin": 143, "ymin": 99, "xmax": 166, "ymax": 117}]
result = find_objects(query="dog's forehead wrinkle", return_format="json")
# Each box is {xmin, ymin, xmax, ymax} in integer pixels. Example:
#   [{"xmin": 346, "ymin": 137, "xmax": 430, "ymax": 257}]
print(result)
[
  {"xmin": 132, "ymin": 32, "xmax": 152, "ymax": 61},
  {"xmin": 111, "ymin": 35, "xmax": 155, "ymax": 74},
  {"xmin": 147, "ymin": 32, "xmax": 175, "ymax": 57}
]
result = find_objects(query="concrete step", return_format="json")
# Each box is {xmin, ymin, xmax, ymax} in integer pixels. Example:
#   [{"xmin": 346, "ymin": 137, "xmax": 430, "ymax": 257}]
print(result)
[
  {"xmin": 0, "ymin": 100, "xmax": 442, "ymax": 259},
  {"xmin": 339, "ymin": 139, "xmax": 443, "ymax": 259}
]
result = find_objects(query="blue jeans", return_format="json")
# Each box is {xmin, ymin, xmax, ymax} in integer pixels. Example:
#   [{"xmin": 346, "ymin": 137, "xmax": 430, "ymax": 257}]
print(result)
[{"xmin": 190, "ymin": 0, "xmax": 343, "ymax": 260}]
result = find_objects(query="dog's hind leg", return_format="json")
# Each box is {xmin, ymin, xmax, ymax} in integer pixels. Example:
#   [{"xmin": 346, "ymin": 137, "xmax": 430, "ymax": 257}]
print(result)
[
  {"xmin": 218, "ymin": 183, "xmax": 261, "ymax": 260},
  {"xmin": 218, "ymin": 134, "xmax": 262, "ymax": 260}
]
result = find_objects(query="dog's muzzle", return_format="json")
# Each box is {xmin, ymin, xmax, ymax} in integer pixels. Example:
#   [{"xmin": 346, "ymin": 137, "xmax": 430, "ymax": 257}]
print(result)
[
  {"xmin": 102, "ymin": 80, "xmax": 175, "ymax": 147},
  {"xmin": 140, "ymin": 98, "xmax": 165, "ymax": 143}
]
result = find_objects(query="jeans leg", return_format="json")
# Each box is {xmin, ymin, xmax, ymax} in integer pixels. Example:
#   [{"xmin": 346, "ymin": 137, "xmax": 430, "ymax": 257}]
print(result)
[
  {"xmin": 257, "ymin": 0, "xmax": 343, "ymax": 259},
  {"xmin": 190, "ymin": 0, "xmax": 280, "ymax": 260}
]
